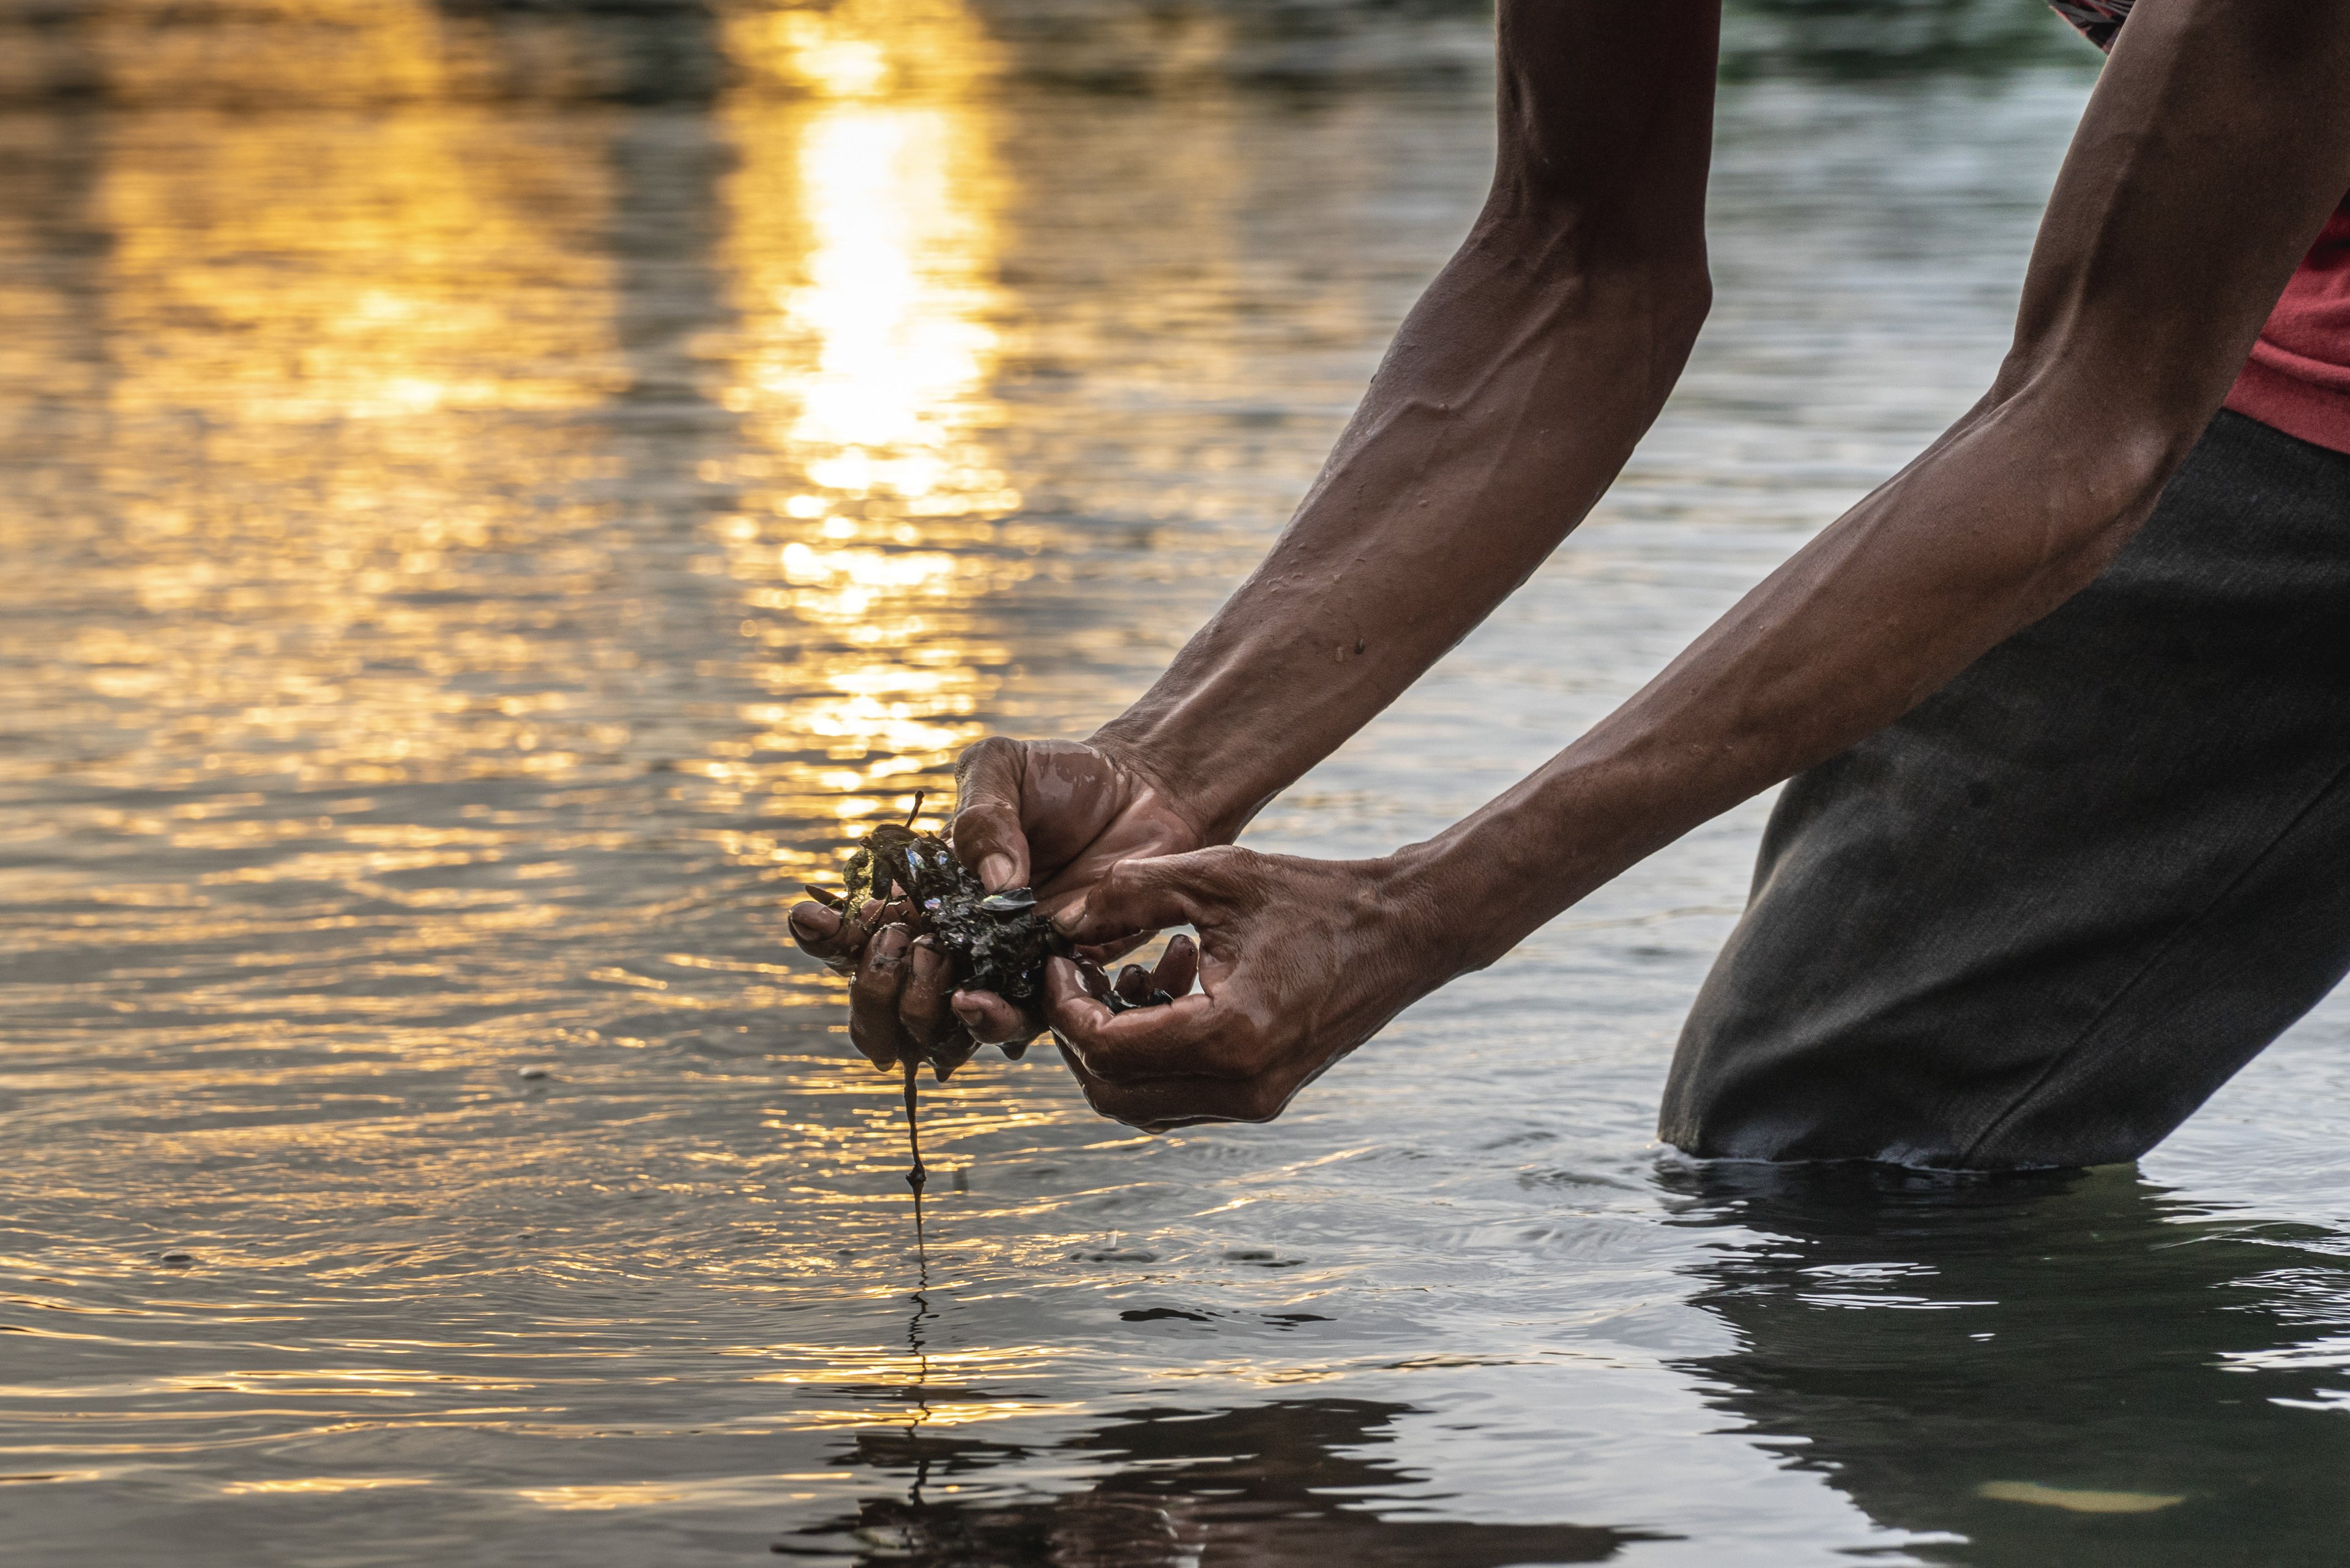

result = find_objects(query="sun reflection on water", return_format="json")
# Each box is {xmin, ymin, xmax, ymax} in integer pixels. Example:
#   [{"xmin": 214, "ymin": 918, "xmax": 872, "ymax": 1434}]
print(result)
[{"xmin": 713, "ymin": 0, "xmax": 1028, "ymax": 849}]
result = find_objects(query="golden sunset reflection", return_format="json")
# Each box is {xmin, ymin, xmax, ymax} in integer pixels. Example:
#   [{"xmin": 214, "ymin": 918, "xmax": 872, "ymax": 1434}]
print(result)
[
  {"xmin": 12, "ymin": 0, "xmax": 1329, "ymax": 1522},
  {"xmin": 712, "ymin": 0, "xmax": 1029, "ymax": 856},
  {"xmin": 75, "ymin": 43, "xmax": 625, "ymax": 796},
  {"xmin": 86, "ymin": 0, "xmax": 457, "ymax": 108}
]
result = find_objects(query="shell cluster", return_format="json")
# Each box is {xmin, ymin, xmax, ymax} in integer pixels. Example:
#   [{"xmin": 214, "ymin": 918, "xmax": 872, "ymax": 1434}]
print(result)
[{"xmin": 832, "ymin": 821, "xmax": 1065, "ymax": 1003}]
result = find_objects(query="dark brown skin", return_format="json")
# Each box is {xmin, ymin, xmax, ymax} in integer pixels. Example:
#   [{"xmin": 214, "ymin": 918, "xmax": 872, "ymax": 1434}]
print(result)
[
  {"xmin": 797, "ymin": 0, "xmax": 2350, "ymax": 1127},
  {"xmin": 789, "ymin": 742, "xmax": 1204, "ymax": 1071}
]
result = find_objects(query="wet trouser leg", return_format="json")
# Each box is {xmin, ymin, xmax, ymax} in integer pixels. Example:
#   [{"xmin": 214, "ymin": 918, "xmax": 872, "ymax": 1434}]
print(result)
[{"xmin": 1661, "ymin": 410, "xmax": 2350, "ymax": 1169}]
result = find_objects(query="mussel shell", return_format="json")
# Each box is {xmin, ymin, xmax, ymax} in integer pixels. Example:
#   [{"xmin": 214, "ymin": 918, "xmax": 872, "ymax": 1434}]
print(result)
[{"xmin": 977, "ymin": 887, "xmax": 1038, "ymax": 914}]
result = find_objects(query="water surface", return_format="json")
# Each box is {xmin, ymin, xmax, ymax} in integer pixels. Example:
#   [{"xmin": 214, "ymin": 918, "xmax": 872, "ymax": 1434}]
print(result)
[{"xmin": 8, "ymin": 7, "xmax": 2350, "ymax": 1564}]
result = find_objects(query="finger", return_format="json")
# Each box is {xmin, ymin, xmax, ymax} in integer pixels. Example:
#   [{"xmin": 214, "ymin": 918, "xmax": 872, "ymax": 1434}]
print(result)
[
  {"xmin": 1151, "ymin": 933, "xmax": 1199, "ymax": 997},
  {"xmin": 1075, "ymin": 931, "xmax": 1156, "ymax": 968},
  {"xmin": 793, "ymin": 898, "xmax": 889, "ymax": 974},
  {"xmin": 1043, "ymin": 957, "xmax": 1236, "ymax": 1081},
  {"xmin": 1058, "ymin": 853, "xmax": 1215, "ymax": 947},
  {"xmin": 950, "ymin": 736, "xmax": 1031, "ymax": 893},
  {"xmin": 898, "ymin": 938, "xmax": 953, "ymax": 1050},
  {"xmin": 788, "ymin": 900, "xmax": 863, "ymax": 971},
  {"xmin": 1114, "ymin": 964, "xmax": 1151, "ymax": 1007},
  {"xmin": 950, "ymin": 987, "xmax": 1041, "ymax": 1046},
  {"xmin": 931, "ymin": 1029, "xmax": 980, "ymax": 1081},
  {"xmin": 1045, "ymin": 955, "xmax": 1117, "ymax": 1041},
  {"xmin": 848, "ymin": 924, "xmax": 914, "ymax": 1070},
  {"xmin": 789, "ymin": 899, "xmax": 841, "ymax": 943}
]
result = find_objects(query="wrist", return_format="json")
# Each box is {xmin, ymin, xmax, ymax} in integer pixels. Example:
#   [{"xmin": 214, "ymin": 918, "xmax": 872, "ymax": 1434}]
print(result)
[
  {"xmin": 1385, "ymin": 757, "xmax": 1635, "ymax": 977},
  {"xmin": 1378, "ymin": 835, "xmax": 1509, "ymax": 983},
  {"xmin": 1087, "ymin": 711, "xmax": 1272, "ymax": 847}
]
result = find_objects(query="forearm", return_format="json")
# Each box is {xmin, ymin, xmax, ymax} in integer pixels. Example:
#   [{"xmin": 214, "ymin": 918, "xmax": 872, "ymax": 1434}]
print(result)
[
  {"xmin": 1408, "ymin": 383, "xmax": 2185, "ymax": 971},
  {"xmin": 1091, "ymin": 1, "xmax": 1722, "ymax": 845},
  {"xmin": 1095, "ymin": 244, "xmax": 1708, "ymax": 842}
]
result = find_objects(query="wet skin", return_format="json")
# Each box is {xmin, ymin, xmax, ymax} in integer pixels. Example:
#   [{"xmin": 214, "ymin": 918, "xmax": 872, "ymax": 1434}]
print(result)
[
  {"xmin": 797, "ymin": 0, "xmax": 2350, "ymax": 1129},
  {"xmin": 788, "ymin": 739, "xmax": 1204, "ymax": 1074}
]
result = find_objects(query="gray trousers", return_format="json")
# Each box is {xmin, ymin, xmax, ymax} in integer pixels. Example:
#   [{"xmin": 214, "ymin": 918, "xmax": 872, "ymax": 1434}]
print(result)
[{"xmin": 1662, "ymin": 411, "xmax": 2350, "ymax": 1169}]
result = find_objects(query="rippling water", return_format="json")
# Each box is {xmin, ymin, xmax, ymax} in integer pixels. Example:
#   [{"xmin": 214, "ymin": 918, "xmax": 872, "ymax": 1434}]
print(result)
[{"xmin": 8, "ymin": 6, "xmax": 2350, "ymax": 1564}]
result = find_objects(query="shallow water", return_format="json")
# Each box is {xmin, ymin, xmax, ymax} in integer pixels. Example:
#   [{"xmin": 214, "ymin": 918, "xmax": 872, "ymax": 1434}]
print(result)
[{"xmin": 8, "ymin": 7, "xmax": 2350, "ymax": 1565}]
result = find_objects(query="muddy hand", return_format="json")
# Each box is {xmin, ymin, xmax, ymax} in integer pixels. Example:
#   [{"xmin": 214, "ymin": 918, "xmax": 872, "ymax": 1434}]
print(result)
[
  {"xmin": 1042, "ymin": 848, "xmax": 1452, "ymax": 1130},
  {"xmin": 789, "ymin": 894, "xmax": 897, "ymax": 976},
  {"xmin": 1075, "ymin": 933, "xmax": 1201, "ymax": 1015},
  {"xmin": 848, "ymin": 924, "xmax": 980, "ymax": 1079},
  {"xmin": 944, "ymin": 735, "xmax": 1206, "ymax": 1046}
]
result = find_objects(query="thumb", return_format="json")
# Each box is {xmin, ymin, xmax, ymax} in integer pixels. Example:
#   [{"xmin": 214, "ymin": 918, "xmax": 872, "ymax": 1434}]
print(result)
[
  {"xmin": 949, "ymin": 737, "xmax": 1031, "ymax": 892},
  {"xmin": 1059, "ymin": 851, "xmax": 1215, "ymax": 946}
]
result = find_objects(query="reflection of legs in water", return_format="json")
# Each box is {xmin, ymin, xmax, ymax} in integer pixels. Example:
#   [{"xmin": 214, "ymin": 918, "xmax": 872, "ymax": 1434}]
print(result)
[
  {"xmin": 776, "ymin": 1399, "xmax": 1662, "ymax": 1566},
  {"xmin": 1668, "ymin": 1163, "xmax": 2350, "ymax": 1564},
  {"xmin": 1664, "ymin": 412, "xmax": 2350, "ymax": 1168}
]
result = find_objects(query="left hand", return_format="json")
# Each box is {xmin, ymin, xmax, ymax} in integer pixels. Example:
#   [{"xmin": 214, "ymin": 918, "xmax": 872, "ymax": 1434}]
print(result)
[
  {"xmin": 788, "ymin": 898, "xmax": 987, "ymax": 1078},
  {"xmin": 1043, "ymin": 846, "xmax": 1456, "ymax": 1130}
]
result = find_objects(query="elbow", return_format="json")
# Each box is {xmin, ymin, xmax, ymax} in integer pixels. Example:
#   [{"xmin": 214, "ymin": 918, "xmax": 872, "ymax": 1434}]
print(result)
[
  {"xmin": 1457, "ymin": 201, "xmax": 1712, "ymax": 401},
  {"xmin": 1967, "ymin": 374, "xmax": 2208, "ymax": 572},
  {"xmin": 2032, "ymin": 428, "xmax": 2186, "ymax": 595},
  {"xmin": 1983, "ymin": 345, "xmax": 2216, "ymax": 509},
  {"xmin": 1658, "ymin": 264, "xmax": 1712, "ymax": 362},
  {"xmin": 1621, "ymin": 260, "xmax": 1711, "ymax": 405},
  {"xmin": 1468, "ymin": 193, "xmax": 1712, "ymax": 334}
]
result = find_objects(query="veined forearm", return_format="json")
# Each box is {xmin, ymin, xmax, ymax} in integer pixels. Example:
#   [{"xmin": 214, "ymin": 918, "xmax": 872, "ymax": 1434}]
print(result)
[
  {"xmin": 1084, "ymin": 0, "xmax": 1725, "ymax": 845},
  {"xmin": 1408, "ymin": 387, "xmax": 2193, "ymax": 973},
  {"xmin": 1094, "ymin": 241, "xmax": 1709, "ymax": 843}
]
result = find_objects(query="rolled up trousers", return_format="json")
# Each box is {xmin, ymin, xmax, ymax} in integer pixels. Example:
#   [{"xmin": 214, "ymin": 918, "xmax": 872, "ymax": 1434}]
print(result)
[{"xmin": 1662, "ymin": 410, "xmax": 2350, "ymax": 1169}]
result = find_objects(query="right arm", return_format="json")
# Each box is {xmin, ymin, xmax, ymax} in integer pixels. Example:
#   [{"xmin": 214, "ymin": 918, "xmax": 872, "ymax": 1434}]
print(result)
[
  {"xmin": 799, "ymin": 0, "xmax": 1725, "ymax": 1055},
  {"xmin": 1088, "ymin": 0, "xmax": 1721, "ymax": 845}
]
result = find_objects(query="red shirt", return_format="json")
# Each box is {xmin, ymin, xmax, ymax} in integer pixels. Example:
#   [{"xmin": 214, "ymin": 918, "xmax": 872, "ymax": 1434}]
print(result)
[
  {"xmin": 2053, "ymin": 0, "xmax": 2350, "ymax": 454},
  {"xmin": 2223, "ymin": 203, "xmax": 2350, "ymax": 455}
]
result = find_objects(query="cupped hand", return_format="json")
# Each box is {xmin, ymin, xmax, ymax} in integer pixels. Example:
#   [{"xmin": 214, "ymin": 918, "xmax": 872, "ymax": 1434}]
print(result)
[
  {"xmin": 938, "ymin": 736, "xmax": 1206, "ymax": 1045},
  {"xmin": 787, "ymin": 897, "xmax": 984, "ymax": 1078},
  {"xmin": 787, "ymin": 735, "xmax": 1206, "ymax": 1066},
  {"xmin": 1040, "ymin": 845, "xmax": 1457, "ymax": 1130}
]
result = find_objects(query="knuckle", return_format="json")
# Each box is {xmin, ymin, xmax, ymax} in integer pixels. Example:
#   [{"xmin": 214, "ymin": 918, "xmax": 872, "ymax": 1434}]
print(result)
[
  {"xmin": 953, "ymin": 796, "xmax": 1016, "ymax": 831},
  {"xmin": 955, "ymin": 735, "xmax": 1022, "ymax": 790},
  {"xmin": 1188, "ymin": 845, "xmax": 1256, "ymax": 899}
]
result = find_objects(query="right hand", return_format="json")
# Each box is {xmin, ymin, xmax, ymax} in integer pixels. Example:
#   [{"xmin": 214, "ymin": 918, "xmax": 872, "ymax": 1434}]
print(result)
[{"xmin": 787, "ymin": 736, "xmax": 1206, "ymax": 1067}]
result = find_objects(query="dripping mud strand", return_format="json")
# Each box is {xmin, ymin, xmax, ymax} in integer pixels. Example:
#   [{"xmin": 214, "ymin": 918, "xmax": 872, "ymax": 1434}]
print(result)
[{"xmin": 903, "ymin": 1055, "xmax": 927, "ymax": 1196}]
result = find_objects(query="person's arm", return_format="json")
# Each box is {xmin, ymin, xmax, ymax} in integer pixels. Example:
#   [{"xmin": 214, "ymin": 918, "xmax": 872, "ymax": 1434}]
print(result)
[
  {"xmin": 796, "ymin": 0, "xmax": 1725, "ymax": 1062},
  {"xmin": 1081, "ymin": 0, "xmax": 1721, "ymax": 843},
  {"xmin": 1047, "ymin": 0, "xmax": 2350, "ymax": 1129}
]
